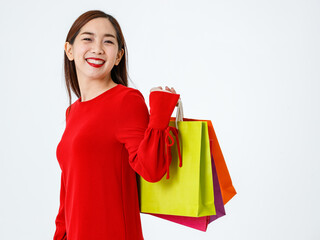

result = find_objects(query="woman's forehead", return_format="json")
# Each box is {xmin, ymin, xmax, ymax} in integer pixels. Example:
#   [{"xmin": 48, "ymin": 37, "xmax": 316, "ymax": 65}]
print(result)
[{"xmin": 80, "ymin": 18, "xmax": 116, "ymax": 36}]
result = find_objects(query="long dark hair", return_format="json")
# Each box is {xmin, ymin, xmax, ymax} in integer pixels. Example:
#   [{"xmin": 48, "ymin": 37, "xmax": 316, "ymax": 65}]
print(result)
[{"xmin": 64, "ymin": 10, "xmax": 131, "ymax": 116}]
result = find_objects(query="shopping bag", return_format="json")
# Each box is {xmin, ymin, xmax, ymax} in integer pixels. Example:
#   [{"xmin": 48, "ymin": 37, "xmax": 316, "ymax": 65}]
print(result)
[
  {"xmin": 167, "ymin": 99, "xmax": 237, "ymax": 204},
  {"xmin": 170, "ymin": 117, "xmax": 237, "ymax": 205},
  {"xmin": 138, "ymin": 98, "xmax": 236, "ymax": 231},
  {"xmin": 146, "ymin": 152, "xmax": 226, "ymax": 231},
  {"xmin": 139, "ymin": 115, "xmax": 215, "ymax": 217}
]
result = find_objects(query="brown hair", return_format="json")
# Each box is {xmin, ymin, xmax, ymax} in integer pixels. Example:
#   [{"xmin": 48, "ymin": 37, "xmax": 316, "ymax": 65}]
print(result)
[{"xmin": 64, "ymin": 10, "xmax": 131, "ymax": 117}]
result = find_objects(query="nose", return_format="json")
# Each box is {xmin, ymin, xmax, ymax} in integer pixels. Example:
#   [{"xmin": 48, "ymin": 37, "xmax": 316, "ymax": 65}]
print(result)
[{"xmin": 91, "ymin": 41, "xmax": 104, "ymax": 54}]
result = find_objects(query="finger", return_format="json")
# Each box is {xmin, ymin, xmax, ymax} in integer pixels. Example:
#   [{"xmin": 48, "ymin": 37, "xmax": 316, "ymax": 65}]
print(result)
[{"xmin": 164, "ymin": 86, "xmax": 171, "ymax": 93}]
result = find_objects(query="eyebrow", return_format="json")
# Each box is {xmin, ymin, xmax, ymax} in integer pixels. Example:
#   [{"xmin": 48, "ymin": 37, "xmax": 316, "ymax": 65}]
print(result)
[{"xmin": 80, "ymin": 31, "xmax": 116, "ymax": 38}]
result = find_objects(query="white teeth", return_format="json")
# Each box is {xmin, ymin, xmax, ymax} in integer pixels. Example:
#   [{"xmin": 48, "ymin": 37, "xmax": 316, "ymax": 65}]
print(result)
[{"xmin": 86, "ymin": 59, "xmax": 105, "ymax": 64}]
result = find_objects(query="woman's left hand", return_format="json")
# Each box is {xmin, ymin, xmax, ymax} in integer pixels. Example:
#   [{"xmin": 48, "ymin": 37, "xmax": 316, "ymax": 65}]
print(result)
[
  {"xmin": 150, "ymin": 86, "xmax": 179, "ymax": 106},
  {"xmin": 150, "ymin": 86, "xmax": 178, "ymax": 94}
]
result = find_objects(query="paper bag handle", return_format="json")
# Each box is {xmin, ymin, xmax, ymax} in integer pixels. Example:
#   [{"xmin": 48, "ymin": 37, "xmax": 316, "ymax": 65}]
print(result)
[{"xmin": 175, "ymin": 98, "xmax": 184, "ymax": 129}]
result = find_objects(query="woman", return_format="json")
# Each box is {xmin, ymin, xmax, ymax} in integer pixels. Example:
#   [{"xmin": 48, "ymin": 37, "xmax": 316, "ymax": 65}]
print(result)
[{"xmin": 53, "ymin": 10, "xmax": 180, "ymax": 240}]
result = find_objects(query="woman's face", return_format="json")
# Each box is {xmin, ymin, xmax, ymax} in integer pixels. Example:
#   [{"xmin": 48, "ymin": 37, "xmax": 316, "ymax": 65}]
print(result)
[{"xmin": 65, "ymin": 17, "xmax": 124, "ymax": 83}]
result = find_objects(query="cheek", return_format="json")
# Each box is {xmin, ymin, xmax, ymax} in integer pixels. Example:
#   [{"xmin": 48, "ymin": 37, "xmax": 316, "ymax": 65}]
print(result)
[
  {"xmin": 107, "ymin": 47, "xmax": 119, "ymax": 59},
  {"xmin": 75, "ymin": 45, "xmax": 89, "ymax": 60}
]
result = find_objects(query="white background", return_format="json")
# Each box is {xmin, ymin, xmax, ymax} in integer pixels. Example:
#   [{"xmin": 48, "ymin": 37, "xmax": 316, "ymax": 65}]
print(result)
[{"xmin": 1, "ymin": 0, "xmax": 319, "ymax": 239}]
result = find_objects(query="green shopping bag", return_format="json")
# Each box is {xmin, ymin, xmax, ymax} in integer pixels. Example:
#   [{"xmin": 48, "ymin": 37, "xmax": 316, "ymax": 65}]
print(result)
[{"xmin": 139, "ymin": 112, "xmax": 215, "ymax": 217}]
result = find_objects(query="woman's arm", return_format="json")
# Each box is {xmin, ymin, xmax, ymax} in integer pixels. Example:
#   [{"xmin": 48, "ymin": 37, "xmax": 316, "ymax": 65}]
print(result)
[
  {"xmin": 115, "ymin": 87, "xmax": 181, "ymax": 182},
  {"xmin": 53, "ymin": 172, "xmax": 67, "ymax": 240},
  {"xmin": 53, "ymin": 107, "xmax": 69, "ymax": 240}
]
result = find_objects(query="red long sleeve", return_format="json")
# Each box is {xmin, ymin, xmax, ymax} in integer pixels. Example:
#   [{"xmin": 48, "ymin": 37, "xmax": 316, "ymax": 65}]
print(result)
[
  {"xmin": 53, "ymin": 84, "xmax": 180, "ymax": 240},
  {"xmin": 116, "ymin": 89, "xmax": 180, "ymax": 182},
  {"xmin": 53, "ymin": 172, "xmax": 67, "ymax": 240}
]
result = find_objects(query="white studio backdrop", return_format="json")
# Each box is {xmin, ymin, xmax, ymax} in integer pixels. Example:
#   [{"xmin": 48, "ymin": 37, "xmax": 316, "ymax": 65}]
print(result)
[{"xmin": 0, "ymin": 0, "xmax": 319, "ymax": 239}]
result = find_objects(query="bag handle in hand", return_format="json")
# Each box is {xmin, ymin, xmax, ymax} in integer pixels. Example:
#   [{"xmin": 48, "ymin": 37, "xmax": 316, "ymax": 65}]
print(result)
[{"xmin": 175, "ymin": 98, "xmax": 184, "ymax": 129}]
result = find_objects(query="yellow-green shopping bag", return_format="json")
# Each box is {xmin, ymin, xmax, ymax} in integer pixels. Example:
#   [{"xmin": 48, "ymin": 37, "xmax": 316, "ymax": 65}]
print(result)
[{"xmin": 139, "ymin": 99, "xmax": 215, "ymax": 217}]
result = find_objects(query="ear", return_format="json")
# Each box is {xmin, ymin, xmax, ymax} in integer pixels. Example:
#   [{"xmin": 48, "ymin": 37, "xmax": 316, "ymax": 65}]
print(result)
[
  {"xmin": 115, "ymin": 48, "xmax": 124, "ymax": 65},
  {"xmin": 64, "ymin": 42, "xmax": 74, "ymax": 61}
]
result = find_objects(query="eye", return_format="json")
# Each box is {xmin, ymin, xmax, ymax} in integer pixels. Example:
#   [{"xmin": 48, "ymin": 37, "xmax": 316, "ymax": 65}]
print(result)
[{"xmin": 82, "ymin": 38, "xmax": 113, "ymax": 44}]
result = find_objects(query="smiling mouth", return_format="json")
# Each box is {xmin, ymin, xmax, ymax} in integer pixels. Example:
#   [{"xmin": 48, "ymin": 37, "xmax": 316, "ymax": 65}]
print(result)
[{"xmin": 86, "ymin": 59, "xmax": 105, "ymax": 68}]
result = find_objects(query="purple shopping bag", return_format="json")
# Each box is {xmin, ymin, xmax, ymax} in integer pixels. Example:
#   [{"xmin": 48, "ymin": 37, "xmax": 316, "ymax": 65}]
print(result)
[{"xmin": 143, "ymin": 153, "xmax": 226, "ymax": 231}]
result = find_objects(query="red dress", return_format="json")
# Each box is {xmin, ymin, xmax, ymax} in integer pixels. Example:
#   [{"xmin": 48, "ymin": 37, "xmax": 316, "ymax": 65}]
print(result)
[{"xmin": 53, "ymin": 83, "xmax": 180, "ymax": 240}]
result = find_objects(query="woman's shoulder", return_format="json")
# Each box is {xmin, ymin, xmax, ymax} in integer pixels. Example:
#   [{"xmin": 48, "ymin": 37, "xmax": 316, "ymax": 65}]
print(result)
[{"xmin": 117, "ymin": 84, "xmax": 145, "ymax": 101}]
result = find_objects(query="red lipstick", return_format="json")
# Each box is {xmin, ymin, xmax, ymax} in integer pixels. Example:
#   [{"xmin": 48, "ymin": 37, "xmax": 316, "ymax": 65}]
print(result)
[{"xmin": 86, "ymin": 58, "xmax": 105, "ymax": 68}]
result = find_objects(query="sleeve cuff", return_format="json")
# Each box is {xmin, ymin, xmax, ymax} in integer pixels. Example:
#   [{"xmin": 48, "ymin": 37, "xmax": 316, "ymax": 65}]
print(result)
[{"xmin": 148, "ymin": 91, "xmax": 180, "ymax": 129}]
